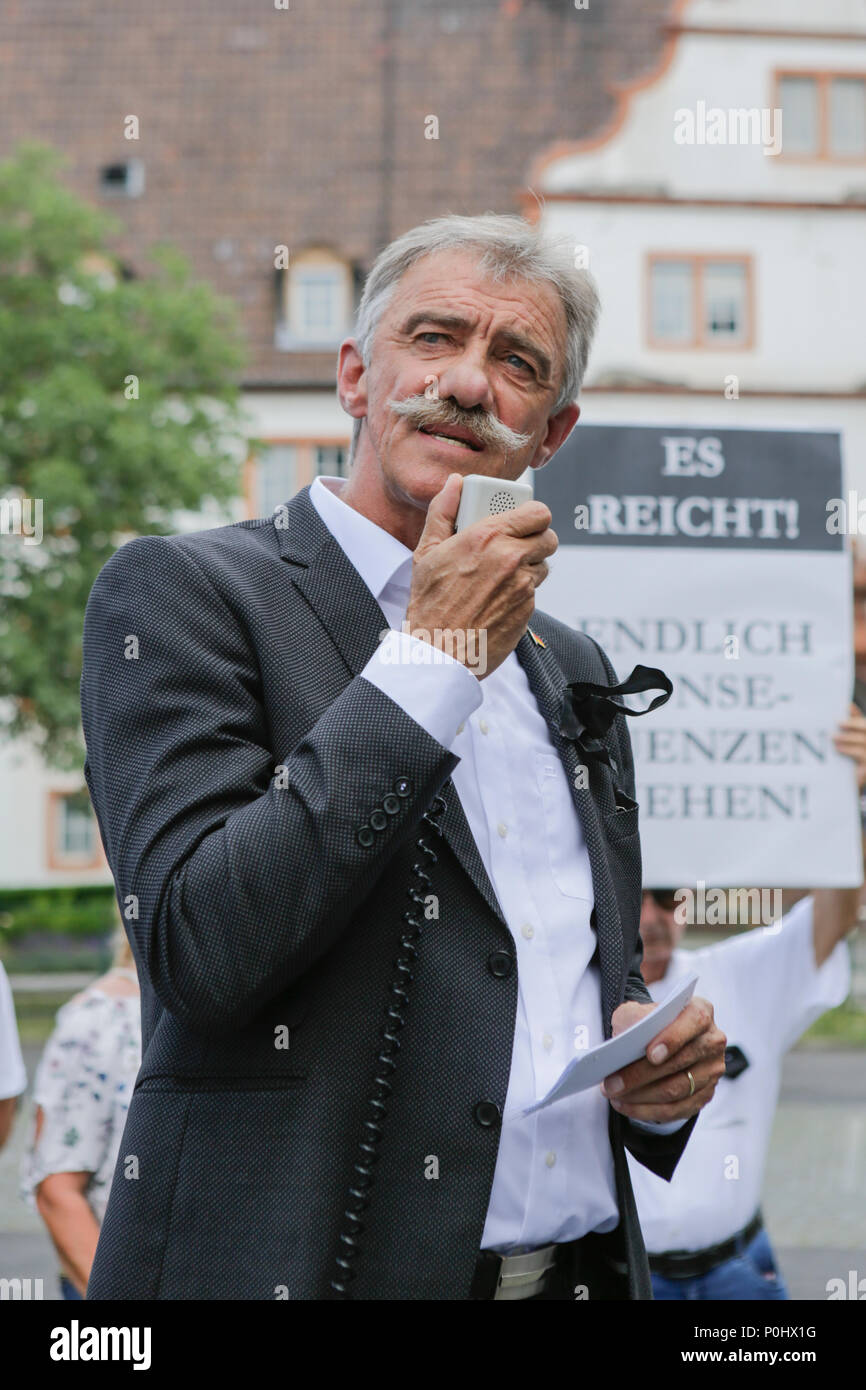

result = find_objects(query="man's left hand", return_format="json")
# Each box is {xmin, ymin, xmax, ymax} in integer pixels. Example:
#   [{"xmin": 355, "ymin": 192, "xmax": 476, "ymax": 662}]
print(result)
[{"xmin": 602, "ymin": 997, "xmax": 726, "ymax": 1124}]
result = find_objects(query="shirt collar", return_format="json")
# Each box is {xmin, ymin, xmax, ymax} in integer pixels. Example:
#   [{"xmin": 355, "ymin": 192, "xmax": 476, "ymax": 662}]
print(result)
[{"xmin": 309, "ymin": 475, "xmax": 414, "ymax": 601}]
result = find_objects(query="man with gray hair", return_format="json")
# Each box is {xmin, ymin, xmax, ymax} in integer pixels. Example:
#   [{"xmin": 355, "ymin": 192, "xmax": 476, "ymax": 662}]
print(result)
[{"xmin": 82, "ymin": 212, "xmax": 725, "ymax": 1301}]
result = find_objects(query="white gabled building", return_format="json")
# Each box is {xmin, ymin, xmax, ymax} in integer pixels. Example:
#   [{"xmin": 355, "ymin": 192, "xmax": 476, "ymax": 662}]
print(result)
[{"xmin": 532, "ymin": 0, "xmax": 866, "ymax": 492}]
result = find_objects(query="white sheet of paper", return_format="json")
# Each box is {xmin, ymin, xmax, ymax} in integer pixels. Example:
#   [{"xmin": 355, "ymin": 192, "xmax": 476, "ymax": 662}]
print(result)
[{"xmin": 522, "ymin": 972, "xmax": 699, "ymax": 1116}]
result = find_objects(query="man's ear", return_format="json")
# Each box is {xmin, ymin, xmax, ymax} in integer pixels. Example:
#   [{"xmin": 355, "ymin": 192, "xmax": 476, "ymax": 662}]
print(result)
[
  {"xmin": 337, "ymin": 339, "xmax": 368, "ymax": 421},
  {"xmin": 530, "ymin": 402, "xmax": 580, "ymax": 470}
]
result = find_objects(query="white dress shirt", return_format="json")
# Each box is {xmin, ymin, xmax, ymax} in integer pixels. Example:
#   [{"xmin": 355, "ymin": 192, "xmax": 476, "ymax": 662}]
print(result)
[
  {"xmin": 309, "ymin": 474, "xmax": 671, "ymax": 1253},
  {"xmin": 628, "ymin": 896, "xmax": 850, "ymax": 1253}
]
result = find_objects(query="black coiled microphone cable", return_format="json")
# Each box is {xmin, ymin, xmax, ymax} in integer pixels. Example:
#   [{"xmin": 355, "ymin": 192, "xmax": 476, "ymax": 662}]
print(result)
[{"xmin": 330, "ymin": 786, "xmax": 449, "ymax": 1298}]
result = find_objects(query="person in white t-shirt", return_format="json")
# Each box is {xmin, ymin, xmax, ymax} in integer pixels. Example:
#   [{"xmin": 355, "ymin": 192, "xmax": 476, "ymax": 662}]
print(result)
[
  {"xmin": 0, "ymin": 959, "xmax": 27, "ymax": 1150},
  {"xmin": 628, "ymin": 705, "xmax": 866, "ymax": 1300}
]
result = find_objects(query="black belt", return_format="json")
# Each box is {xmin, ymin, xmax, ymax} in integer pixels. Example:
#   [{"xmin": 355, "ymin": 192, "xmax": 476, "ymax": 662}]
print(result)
[{"xmin": 648, "ymin": 1210, "xmax": 764, "ymax": 1281}]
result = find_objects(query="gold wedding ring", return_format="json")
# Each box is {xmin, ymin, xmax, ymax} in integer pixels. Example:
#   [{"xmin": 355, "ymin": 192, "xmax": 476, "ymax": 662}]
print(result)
[{"xmin": 687, "ymin": 1069, "xmax": 696, "ymax": 1097}]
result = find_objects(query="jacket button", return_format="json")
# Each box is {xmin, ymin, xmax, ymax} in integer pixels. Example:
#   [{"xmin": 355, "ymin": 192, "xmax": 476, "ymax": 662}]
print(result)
[
  {"xmin": 474, "ymin": 1101, "xmax": 501, "ymax": 1129},
  {"xmin": 356, "ymin": 825, "xmax": 374, "ymax": 847},
  {"xmin": 488, "ymin": 950, "xmax": 514, "ymax": 979},
  {"xmin": 369, "ymin": 808, "xmax": 387, "ymax": 831},
  {"xmin": 394, "ymin": 777, "xmax": 412, "ymax": 797},
  {"xmin": 383, "ymin": 793, "xmax": 401, "ymax": 815}
]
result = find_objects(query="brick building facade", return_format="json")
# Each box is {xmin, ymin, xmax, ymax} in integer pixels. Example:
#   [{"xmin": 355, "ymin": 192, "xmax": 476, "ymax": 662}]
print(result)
[{"xmin": 0, "ymin": 0, "xmax": 675, "ymax": 389}]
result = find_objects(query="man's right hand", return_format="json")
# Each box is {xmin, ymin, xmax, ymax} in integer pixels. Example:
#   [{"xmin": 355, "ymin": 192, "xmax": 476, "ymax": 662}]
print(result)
[{"xmin": 405, "ymin": 472, "xmax": 558, "ymax": 680}]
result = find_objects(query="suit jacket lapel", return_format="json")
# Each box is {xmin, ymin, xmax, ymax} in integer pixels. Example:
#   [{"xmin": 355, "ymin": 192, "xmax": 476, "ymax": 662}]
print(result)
[
  {"xmin": 276, "ymin": 486, "xmax": 626, "ymax": 1024},
  {"xmin": 516, "ymin": 626, "xmax": 625, "ymax": 1031},
  {"xmin": 275, "ymin": 486, "xmax": 509, "ymax": 931}
]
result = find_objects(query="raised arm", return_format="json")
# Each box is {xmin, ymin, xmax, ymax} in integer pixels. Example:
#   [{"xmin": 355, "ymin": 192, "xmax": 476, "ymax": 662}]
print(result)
[
  {"xmin": 813, "ymin": 887, "xmax": 863, "ymax": 968},
  {"xmin": 81, "ymin": 535, "xmax": 461, "ymax": 1036},
  {"xmin": 813, "ymin": 704, "xmax": 866, "ymax": 967}
]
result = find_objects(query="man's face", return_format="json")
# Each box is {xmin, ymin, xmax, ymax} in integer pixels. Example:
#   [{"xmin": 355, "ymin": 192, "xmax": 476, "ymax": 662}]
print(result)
[
  {"xmin": 338, "ymin": 248, "xmax": 579, "ymax": 518},
  {"xmin": 639, "ymin": 890, "xmax": 687, "ymax": 983}
]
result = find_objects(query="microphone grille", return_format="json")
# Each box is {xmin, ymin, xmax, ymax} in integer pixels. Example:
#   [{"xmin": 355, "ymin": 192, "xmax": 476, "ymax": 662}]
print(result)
[{"xmin": 489, "ymin": 490, "xmax": 518, "ymax": 515}]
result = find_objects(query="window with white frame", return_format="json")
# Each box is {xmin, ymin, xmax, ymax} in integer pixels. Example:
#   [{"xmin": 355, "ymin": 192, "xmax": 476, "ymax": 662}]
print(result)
[
  {"xmin": 649, "ymin": 260, "xmax": 693, "ymax": 344},
  {"xmin": 778, "ymin": 72, "xmax": 866, "ymax": 159},
  {"xmin": 56, "ymin": 792, "xmax": 95, "ymax": 859},
  {"xmin": 257, "ymin": 445, "xmax": 300, "ymax": 515},
  {"xmin": 649, "ymin": 257, "xmax": 750, "ymax": 348},
  {"xmin": 314, "ymin": 444, "xmax": 349, "ymax": 477},
  {"xmin": 277, "ymin": 250, "xmax": 353, "ymax": 348},
  {"xmin": 829, "ymin": 77, "xmax": 866, "ymax": 157},
  {"xmin": 298, "ymin": 269, "xmax": 342, "ymax": 337},
  {"xmin": 778, "ymin": 75, "xmax": 820, "ymax": 155},
  {"xmin": 702, "ymin": 262, "xmax": 748, "ymax": 342}
]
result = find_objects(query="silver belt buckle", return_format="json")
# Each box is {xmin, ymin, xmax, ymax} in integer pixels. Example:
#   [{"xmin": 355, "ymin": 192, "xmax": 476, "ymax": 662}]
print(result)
[{"xmin": 492, "ymin": 1243, "xmax": 559, "ymax": 1301}]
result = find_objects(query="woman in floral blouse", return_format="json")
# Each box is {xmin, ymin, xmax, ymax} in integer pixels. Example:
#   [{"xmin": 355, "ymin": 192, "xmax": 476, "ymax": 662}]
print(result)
[{"xmin": 20, "ymin": 927, "xmax": 141, "ymax": 1299}]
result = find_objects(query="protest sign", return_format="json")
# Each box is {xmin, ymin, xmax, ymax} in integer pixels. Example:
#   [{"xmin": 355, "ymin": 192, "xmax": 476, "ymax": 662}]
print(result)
[{"xmin": 535, "ymin": 425, "xmax": 861, "ymax": 887}]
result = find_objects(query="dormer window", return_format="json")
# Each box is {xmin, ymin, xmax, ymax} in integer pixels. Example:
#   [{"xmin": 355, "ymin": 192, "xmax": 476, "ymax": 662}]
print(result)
[
  {"xmin": 99, "ymin": 160, "xmax": 145, "ymax": 197},
  {"xmin": 276, "ymin": 248, "xmax": 352, "ymax": 349}
]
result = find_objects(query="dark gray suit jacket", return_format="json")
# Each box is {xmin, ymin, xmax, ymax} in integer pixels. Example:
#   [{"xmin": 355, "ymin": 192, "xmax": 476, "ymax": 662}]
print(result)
[{"xmin": 81, "ymin": 483, "xmax": 694, "ymax": 1300}]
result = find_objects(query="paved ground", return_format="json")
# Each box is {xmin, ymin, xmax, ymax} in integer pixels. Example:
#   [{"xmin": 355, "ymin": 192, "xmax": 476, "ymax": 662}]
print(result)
[
  {"xmin": 1, "ymin": 1044, "xmax": 863, "ymax": 1301},
  {"xmin": 763, "ymin": 1050, "xmax": 866, "ymax": 1299}
]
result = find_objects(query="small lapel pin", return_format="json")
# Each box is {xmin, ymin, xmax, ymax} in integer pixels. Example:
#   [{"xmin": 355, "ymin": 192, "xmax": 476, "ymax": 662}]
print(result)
[{"xmin": 528, "ymin": 627, "xmax": 546, "ymax": 648}]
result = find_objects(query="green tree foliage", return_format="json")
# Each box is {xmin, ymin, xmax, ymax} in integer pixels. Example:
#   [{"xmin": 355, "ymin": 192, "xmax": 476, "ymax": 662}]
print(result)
[{"xmin": 0, "ymin": 143, "xmax": 251, "ymax": 767}]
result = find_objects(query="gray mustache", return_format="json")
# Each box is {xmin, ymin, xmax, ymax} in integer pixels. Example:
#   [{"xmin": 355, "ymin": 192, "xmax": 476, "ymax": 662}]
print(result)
[{"xmin": 388, "ymin": 393, "xmax": 532, "ymax": 452}]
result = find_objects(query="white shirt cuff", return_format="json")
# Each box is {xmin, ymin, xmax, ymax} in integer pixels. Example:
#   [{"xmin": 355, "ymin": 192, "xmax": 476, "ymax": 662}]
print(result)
[
  {"xmin": 629, "ymin": 1115, "xmax": 689, "ymax": 1135},
  {"xmin": 360, "ymin": 628, "xmax": 483, "ymax": 750}
]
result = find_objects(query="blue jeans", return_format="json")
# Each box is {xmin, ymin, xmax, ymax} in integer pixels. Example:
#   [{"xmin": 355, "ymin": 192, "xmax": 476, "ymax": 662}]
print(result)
[
  {"xmin": 60, "ymin": 1275, "xmax": 83, "ymax": 1300},
  {"xmin": 651, "ymin": 1227, "xmax": 789, "ymax": 1301}
]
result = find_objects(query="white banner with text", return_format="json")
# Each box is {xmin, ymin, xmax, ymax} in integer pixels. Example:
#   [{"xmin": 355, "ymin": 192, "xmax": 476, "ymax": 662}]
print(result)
[{"xmin": 535, "ymin": 424, "xmax": 860, "ymax": 887}]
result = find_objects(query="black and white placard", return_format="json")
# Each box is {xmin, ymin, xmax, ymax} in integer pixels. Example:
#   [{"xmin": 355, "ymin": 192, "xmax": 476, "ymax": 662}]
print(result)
[{"xmin": 534, "ymin": 425, "xmax": 861, "ymax": 887}]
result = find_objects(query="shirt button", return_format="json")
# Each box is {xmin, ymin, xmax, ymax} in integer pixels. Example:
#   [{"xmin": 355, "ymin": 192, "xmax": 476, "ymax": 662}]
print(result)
[
  {"xmin": 545, "ymin": 1152, "xmax": 557, "ymax": 1169},
  {"xmin": 521, "ymin": 923, "xmax": 534, "ymax": 941},
  {"xmin": 497, "ymin": 822, "xmax": 508, "ymax": 838},
  {"xmin": 479, "ymin": 718, "xmax": 489, "ymax": 734},
  {"xmin": 542, "ymin": 1033, "xmax": 553, "ymax": 1051},
  {"xmin": 456, "ymin": 722, "xmax": 465, "ymax": 735}
]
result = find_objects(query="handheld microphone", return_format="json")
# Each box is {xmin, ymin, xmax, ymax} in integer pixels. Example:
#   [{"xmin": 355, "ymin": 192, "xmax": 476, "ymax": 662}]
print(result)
[{"xmin": 453, "ymin": 473, "xmax": 533, "ymax": 532}]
